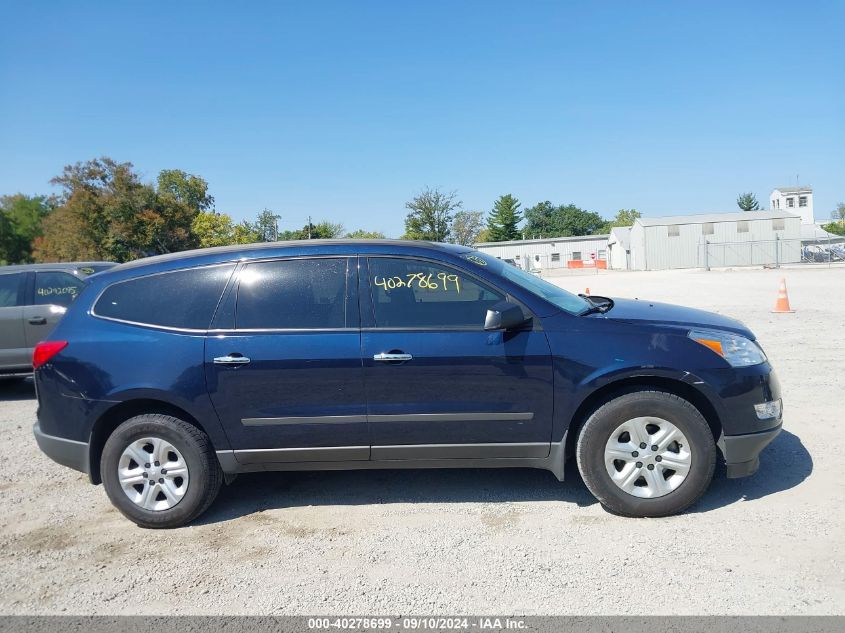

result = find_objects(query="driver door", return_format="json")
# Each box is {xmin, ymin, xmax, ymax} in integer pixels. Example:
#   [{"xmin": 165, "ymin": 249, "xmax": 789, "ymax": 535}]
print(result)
[{"xmin": 360, "ymin": 256, "xmax": 554, "ymax": 460}]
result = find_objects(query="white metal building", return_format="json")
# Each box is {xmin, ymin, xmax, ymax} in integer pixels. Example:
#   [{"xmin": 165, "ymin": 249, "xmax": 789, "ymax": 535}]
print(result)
[
  {"xmin": 607, "ymin": 226, "xmax": 631, "ymax": 270},
  {"xmin": 474, "ymin": 235, "xmax": 609, "ymax": 270},
  {"xmin": 770, "ymin": 186, "xmax": 813, "ymax": 225},
  {"xmin": 629, "ymin": 210, "xmax": 802, "ymax": 270}
]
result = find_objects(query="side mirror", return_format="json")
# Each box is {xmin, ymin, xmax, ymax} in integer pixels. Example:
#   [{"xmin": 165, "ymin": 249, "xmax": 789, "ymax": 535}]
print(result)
[{"xmin": 484, "ymin": 301, "xmax": 529, "ymax": 331}]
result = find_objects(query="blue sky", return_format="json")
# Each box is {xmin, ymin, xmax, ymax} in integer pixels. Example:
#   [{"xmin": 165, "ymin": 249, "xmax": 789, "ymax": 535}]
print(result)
[{"xmin": 1, "ymin": 1, "xmax": 842, "ymax": 237}]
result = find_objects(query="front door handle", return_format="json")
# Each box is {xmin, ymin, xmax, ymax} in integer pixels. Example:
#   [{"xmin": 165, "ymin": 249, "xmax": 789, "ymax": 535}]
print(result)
[
  {"xmin": 28, "ymin": 316, "xmax": 47, "ymax": 325},
  {"xmin": 373, "ymin": 352, "xmax": 413, "ymax": 362},
  {"xmin": 213, "ymin": 354, "xmax": 251, "ymax": 366}
]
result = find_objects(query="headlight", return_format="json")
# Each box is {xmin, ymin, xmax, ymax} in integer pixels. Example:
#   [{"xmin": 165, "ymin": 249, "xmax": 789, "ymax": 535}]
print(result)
[{"xmin": 688, "ymin": 329, "xmax": 767, "ymax": 367}]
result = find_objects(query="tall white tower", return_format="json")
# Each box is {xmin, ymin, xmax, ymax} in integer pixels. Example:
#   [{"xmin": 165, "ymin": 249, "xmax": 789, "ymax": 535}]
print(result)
[{"xmin": 770, "ymin": 186, "xmax": 814, "ymax": 225}]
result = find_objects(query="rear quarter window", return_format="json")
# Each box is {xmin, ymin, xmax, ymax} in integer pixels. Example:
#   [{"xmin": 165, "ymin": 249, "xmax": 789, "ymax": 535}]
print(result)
[{"xmin": 94, "ymin": 264, "xmax": 235, "ymax": 330}]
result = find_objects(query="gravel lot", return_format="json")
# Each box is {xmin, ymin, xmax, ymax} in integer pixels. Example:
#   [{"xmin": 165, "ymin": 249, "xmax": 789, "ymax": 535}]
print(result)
[{"xmin": 1, "ymin": 264, "xmax": 843, "ymax": 615}]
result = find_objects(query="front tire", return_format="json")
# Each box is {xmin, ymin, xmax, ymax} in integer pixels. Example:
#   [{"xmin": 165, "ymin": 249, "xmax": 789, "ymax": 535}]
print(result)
[
  {"xmin": 101, "ymin": 414, "xmax": 222, "ymax": 528},
  {"xmin": 576, "ymin": 391, "xmax": 716, "ymax": 517}
]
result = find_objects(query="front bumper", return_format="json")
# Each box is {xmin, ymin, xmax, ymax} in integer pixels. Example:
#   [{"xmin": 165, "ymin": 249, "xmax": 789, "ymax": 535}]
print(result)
[
  {"xmin": 718, "ymin": 422, "xmax": 782, "ymax": 478},
  {"xmin": 33, "ymin": 422, "xmax": 90, "ymax": 475}
]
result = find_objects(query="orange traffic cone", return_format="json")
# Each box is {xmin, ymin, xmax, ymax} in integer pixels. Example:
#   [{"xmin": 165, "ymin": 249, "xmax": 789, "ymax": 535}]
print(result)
[
  {"xmin": 772, "ymin": 278, "xmax": 794, "ymax": 313},
  {"xmin": 585, "ymin": 287, "xmax": 590, "ymax": 295}
]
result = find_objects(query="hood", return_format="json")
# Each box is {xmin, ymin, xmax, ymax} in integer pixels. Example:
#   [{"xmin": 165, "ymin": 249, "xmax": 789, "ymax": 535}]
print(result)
[{"xmin": 597, "ymin": 297, "xmax": 753, "ymax": 338}]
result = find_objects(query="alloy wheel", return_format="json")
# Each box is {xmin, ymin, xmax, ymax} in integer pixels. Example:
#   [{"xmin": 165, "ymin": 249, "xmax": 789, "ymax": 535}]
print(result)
[
  {"xmin": 604, "ymin": 416, "xmax": 692, "ymax": 498},
  {"xmin": 117, "ymin": 437, "xmax": 190, "ymax": 511}
]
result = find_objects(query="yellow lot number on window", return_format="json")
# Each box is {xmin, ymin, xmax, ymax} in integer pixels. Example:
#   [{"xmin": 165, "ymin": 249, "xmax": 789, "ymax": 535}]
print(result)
[{"xmin": 374, "ymin": 272, "xmax": 461, "ymax": 293}]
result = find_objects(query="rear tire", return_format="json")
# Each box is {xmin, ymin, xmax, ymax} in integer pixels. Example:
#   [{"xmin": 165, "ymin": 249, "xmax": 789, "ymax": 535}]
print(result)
[
  {"xmin": 576, "ymin": 391, "xmax": 716, "ymax": 517},
  {"xmin": 101, "ymin": 414, "xmax": 222, "ymax": 528}
]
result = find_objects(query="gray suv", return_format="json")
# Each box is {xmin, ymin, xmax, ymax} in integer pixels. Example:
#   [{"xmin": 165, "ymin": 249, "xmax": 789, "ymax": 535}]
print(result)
[{"xmin": 0, "ymin": 262, "xmax": 115, "ymax": 377}]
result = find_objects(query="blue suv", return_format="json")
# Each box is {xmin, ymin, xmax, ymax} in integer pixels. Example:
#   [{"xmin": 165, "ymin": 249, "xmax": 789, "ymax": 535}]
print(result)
[{"xmin": 32, "ymin": 240, "xmax": 782, "ymax": 528}]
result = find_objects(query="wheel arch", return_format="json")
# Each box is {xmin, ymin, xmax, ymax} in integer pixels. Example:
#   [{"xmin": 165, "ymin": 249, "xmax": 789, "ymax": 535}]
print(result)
[
  {"xmin": 564, "ymin": 376, "xmax": 723, "ymax": 459},
  {"xmin": 88, "ymin": 399, "xmax": 211, "ymax": 484}
]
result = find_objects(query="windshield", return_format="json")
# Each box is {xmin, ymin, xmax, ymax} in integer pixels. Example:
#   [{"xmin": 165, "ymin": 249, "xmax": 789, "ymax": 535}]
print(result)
[{"xmin": 460, "ymin": 251, "xmax": 591, "ymax": 315}]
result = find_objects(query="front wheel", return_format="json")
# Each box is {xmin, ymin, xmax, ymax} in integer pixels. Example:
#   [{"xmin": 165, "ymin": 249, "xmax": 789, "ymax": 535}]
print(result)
[
  {"xmin": 576, "ymin": 391, "xmax": 716, "ymax": 517},
  {"xmin": 101, "ymin": 414, "xmax": 222, "ymax": 528}
]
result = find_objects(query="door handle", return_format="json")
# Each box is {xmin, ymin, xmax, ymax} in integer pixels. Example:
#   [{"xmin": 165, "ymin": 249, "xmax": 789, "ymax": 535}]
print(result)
[
  {"xmin": 373, "ymin": 352, "xmax": 413, "ymax": 362},
  {"xmin": 213, "ymin": 354, "xmax": 251, "ymax": 366},
  {"xmin": 28, "ymin": 316, "xmax": 47, "ymax": 325}
]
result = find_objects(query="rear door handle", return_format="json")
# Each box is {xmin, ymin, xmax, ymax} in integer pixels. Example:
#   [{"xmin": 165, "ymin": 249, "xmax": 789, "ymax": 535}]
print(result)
[
  {"xmin": 213, "ymin": 354, "xmax": 251, "ymax": 366},
  {"xmin": 28, "ymin": 316, "xmax": 47, "ymax": 325},
  {"xmin": 373, "ymin": 353, "xmax": 413, "ymax": 362}
]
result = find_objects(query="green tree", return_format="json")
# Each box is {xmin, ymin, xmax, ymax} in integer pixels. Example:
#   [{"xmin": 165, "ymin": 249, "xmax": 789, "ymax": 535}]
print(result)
[
  {"xmin": 345, "ymin": 229, "xmax": 386, "ymax": 239},
  {"xmin": 278, "ymin": 220, "xmax": 345, "ymax": 240},
  {"xmin": 403, "ymin": 187, "xmax": 460, "ymax": 241},
  {"xmin": 33, "ymin": 158, "xmax": 210, "ymax": 262},
  {"xmin": 451, "ymin": 210, "xmax": 485, "ymax": 246},
  {"xmin": 192, "ymin": 211, "xmax": 260, "ymax": 248},
  {"xmin": 307, "ymin": 220, "xmax": 345, "ymax": 239},
  {"xmin": 35, "ymin": 158, "xmax": 152, "ymax": 262},
  {"xmin": 522, "ymin": 201, "xmax": 556, "ymax": 237},
  {"xmin": 822, "ymin": 201, "xmax": 845, "ymax": 236},
  {"xmin": 737, "ymin": 192, "xmax": 761, "ymax": 212},
  {"xmin": 252, "ymin": 209, "xmax": 281, "ymax": 241},
  {"xmin": 143, "ymin": 169, "xmax": 212, "ymax": 254},
  {"xmin": 523, "ymin": 201, "xmax": 606, "ymax": 238},
  {"xmin": 608, "ymin": 208, "xmax": 641, "ymax": 227},
  {"xmin": 0, "ymin": 194, "xmax": 55, "ymax": 264},
  {"xmin": 233, "ymin": 221, "xmax": 261, "ymax": 244},
  {"xmin": 599, "ymin": 208, "xmax": 642, "ymax": 232},
  {"xmin": 157, "ymin": 169, "xmax": 214, "ymax": 213},
  {"xmin": 486, "ymin": 194, "xmax": 522, "ymax": 241}
]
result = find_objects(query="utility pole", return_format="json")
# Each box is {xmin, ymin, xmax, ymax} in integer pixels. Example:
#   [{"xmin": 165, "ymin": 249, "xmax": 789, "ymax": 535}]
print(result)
[{"xmin": 307, "ymin": 215, "xmax": 312, "ymax": 239}]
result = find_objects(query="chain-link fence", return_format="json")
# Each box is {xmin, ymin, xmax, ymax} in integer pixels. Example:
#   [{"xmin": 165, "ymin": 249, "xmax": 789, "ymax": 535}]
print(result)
[
  {"xmin": 698, "ymin": 237, "xmax": 844, "ymax": 268},
  {"xmin": 800, "ymin": 238, "xmax": 845, "ymax": 264}
]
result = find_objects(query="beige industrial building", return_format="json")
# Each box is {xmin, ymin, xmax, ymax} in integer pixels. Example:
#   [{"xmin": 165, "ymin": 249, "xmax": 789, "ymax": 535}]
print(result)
[
  {"xmin": 624, "ymin": 210, "xmax": 802, "ymax": 270},
  {"xmin": 474, "ymin": 235, "xmax": 609, "ymax": 271},
  {"xmin": 476, "ymin": 208, "xmax": 810, "ymax": 272}
]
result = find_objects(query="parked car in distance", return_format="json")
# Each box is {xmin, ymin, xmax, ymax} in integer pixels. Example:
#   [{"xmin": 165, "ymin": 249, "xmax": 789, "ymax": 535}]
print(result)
[
  {"xmin": 0, "ymin": 262, "xmax": 115, "ymax": 377},
  {"xmin": 32, "ymin": 241, "xmax": 782, "ymax": 528}
]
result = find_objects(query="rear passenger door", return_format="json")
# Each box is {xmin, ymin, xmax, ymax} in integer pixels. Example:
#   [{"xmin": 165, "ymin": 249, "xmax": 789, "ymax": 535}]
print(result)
[
  {"xmin": 204, "ymin": 256, "xmax": 369, "ymax": 465},
  {"xmin": 22, "ymin": 271, "xmax": 86, "ymax": 349},
  {"xmin": 0, "ymin": 272, "xmax": 27, "ymax": 370}
]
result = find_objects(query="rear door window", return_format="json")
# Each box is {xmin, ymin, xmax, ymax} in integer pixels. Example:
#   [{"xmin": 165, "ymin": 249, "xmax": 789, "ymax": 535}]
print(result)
[
  {"xmin": 0, "ymin": 273, "xmax": 24, "ymax": 308},
  {"xmin": 34, "ymin": 271, "xmax": 86, "ymax": 307},
  {"xmin": 94, "ymin": 264, "xmax": 235, "ymax": 330},
  {"xmin": 235, "ymin": 258, "xmax": 349, "ymax": 330},
  {"xmin": 367, "ymin": 257, "xmax": 505, "ymax": 328}
]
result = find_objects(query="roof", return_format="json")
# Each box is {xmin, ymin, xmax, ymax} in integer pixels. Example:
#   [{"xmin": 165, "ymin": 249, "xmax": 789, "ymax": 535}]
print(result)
[
  {"xmin": 635, "ymin": 211, "xmax": 800, "ymax": 227},
  {"xmin": 608, "ymin": 226, "xmax": 631, "ymax": 248},
  {"xmin": 474, "ymin": 234, "xmax": 609, "ymax": 248},
  {"xmin": 0, "ymin": 261, "xmax": 115, "ymax": 273},
  {"xmin": 101, "ymin": 239, "xmax": 473, "ymax": 274},
  {"xmin": 773, "ymin": 186, "xmax": 812, "ymax": 194},
  {"xmin": 800, "ymin": 224, "xmax": 841, "ymax": 240}
]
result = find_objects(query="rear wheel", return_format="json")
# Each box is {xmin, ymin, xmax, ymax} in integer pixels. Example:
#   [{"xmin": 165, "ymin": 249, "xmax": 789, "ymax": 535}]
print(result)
[
  {"xmin": 101, "ymin": 414, "xmax": 222, "ymax": 528},
  {"xmin": 576, "ymin": 391, "xmax": 716, "ymax": 517}
]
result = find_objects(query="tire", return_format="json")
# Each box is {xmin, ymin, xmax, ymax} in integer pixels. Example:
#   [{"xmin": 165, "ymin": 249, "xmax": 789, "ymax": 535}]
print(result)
[
  {"xmin": 101, "ymin": 414, "xmax": 222, "ymax": 529},
  {"xmin": 576, "ymin": 391, "xmax": 716, "ymax": 517}
]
